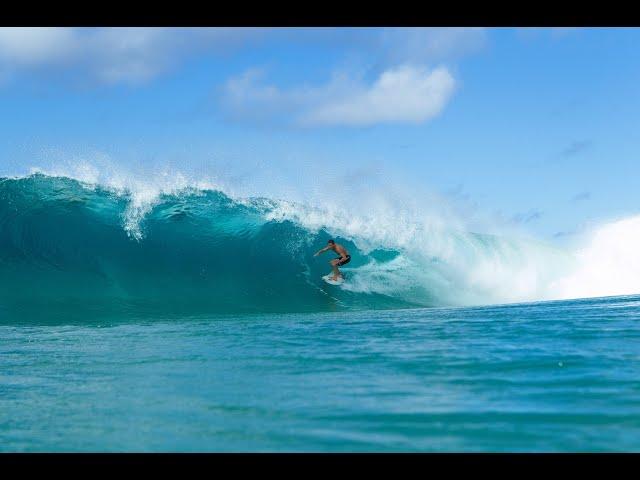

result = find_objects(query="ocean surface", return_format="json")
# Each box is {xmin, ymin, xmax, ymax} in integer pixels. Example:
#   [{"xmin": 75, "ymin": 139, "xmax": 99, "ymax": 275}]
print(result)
[{"xmin": 1, "ymin": 174, "xmax": 639, "ymax": 451}]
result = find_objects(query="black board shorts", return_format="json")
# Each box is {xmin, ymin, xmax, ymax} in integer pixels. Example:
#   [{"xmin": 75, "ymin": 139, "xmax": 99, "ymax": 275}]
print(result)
[{"xmin": 335, "ymin": 255, "xmax": 351, "ymax": 266}]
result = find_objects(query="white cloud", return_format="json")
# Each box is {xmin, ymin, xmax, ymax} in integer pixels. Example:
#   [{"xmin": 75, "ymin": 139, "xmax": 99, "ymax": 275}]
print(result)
[
  {"xmin": 224, "ymin": 65, "xmax": 456, "ymax": 127},
  {"xmin": 378, "ymin": 27, "xmax": 487, "ymax": 64},
  {"xmin": 0, "ymin": 27, "xmax": 484, "ymax": 89},
  {"xmin": 221, "ymin": 28, "xmax": 483, "ymax": 128},
  {"xmin": 0, "ymin": 27, "xmax": 477, "ymax": 127},
  {"xmin": 223, "ymin": 68, "xmax": 353, "ymax": 124},
  {"xmin": 304, "ymin": 65, "xmax": 455, "ymax": 126},
  {"xmin": 0, "ymin": 27, "xmax": 262, "ymax": 85},
  {"xmin": 0, "ymin": 27, "xmax": 78, "ymax": 66}
]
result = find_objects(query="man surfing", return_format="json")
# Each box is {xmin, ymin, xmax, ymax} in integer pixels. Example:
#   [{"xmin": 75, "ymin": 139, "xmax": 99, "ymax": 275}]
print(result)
[{"xmin": 314, "ymin": 239, "xmax": 351, "ymax": 282}]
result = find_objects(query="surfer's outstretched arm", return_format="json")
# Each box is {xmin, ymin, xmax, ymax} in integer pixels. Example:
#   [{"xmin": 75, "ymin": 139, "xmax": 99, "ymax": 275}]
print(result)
[{"xmin": 314, "ymin": 246, "xmax": 331, "ymax": 256}]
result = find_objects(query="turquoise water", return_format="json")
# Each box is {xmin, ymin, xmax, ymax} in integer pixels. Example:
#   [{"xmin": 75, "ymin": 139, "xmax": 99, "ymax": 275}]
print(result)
[
  {"xmin": 1, "ymin": 174, "xmax": 639, "ymax": 451},
  {"xmin": 0, "ymin": 174, "xmax": 572, "ymax": 316},
  {"xmin": 2, "ymin": 295, "xmax": 639, "ymax": 452}
]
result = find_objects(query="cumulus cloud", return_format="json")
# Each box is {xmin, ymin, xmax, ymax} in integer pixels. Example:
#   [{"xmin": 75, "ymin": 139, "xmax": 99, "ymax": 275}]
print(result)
[
  {"xmin": 224, "ymin": 64, "xmax": 456, "ymax": 127},
  {"xmin": 303, "ymin": 66, "xmax": 455, "ymax": 126},
  {"xmin": 0, "ymin": 27, "xmax": 481, "ymax": 127},
  {"xmin": 221, "ymin": 27, "xmax": 485, "ymax": 128},
  {"xmin": 0, "ymin": 27, "xmax": 261, "ymax": 85}
]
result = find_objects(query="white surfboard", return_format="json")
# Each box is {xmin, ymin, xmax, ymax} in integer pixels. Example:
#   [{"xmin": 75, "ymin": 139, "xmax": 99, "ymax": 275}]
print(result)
[{"xmin": 322, "ymin": 274, "xmax": 345, "ymax": 285}]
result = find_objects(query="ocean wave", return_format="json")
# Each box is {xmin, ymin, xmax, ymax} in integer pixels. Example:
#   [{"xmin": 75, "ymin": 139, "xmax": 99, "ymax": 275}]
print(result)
[{"xmin": 0, "ymin": 172, "xmax": 638, "ymax": 320}]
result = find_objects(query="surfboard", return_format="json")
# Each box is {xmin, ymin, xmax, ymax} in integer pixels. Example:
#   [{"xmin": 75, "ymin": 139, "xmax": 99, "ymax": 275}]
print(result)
[{"xmin": 322, "ymin": 274, "xmax": 345, "ymax": 285}]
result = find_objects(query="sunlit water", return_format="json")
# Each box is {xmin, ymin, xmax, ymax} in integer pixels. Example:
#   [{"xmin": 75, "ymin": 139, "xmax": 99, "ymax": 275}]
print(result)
[{"xmin": 2, "ymin": 294, "xmax": 639, "ymax": 452}]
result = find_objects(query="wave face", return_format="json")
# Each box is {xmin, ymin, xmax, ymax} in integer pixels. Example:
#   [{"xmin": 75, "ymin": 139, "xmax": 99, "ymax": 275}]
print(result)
[
  {"xmin": 0, "ymin": 174, "xmax": 430, "ymax": 320},
  {"xmin": 1, "ymin": 173, "xmax": 637, "ymax": 321}
]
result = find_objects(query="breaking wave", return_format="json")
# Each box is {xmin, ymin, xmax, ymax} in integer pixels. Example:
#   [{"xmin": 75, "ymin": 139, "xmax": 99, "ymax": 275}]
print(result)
[{"xmin": 0, "ymin": 172, "xmax": 638, "ymax": 321}]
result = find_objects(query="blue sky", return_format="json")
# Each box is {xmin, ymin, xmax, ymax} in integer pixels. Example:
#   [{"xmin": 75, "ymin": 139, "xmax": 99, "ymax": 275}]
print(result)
[{"xmin": 1, "ymin": 27, "xmax": 639, "ymax": 241}]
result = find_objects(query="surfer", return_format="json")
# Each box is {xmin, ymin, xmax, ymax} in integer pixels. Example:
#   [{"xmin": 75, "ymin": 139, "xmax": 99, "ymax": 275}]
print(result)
[{"xmin": 314, "ymin": 239, "xmax": 351, "ymax": 281}]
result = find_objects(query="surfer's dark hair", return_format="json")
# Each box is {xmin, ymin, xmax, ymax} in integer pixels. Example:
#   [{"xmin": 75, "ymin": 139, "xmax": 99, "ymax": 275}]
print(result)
[{"xmin": 327, "ymin": 239, "xmax": 335, "ymax": 244}]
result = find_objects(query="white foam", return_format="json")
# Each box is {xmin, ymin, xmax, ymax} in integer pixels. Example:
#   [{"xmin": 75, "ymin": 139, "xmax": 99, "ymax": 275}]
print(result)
[
  {"xmin": 261, "ymin": 193, "xmax": 575, "ymax": 306},
  {"xmin": 550, "ymin": 215, "xmax": 640, "ymax": 300},
  {"xmin": 30, "ymin": 160, "xmax": 225, "ymax": 240}
]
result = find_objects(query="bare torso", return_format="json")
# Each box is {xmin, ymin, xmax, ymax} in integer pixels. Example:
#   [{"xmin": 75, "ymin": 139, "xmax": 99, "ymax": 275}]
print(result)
[{"xmin": 332, "ymin": 244, "xmax": 349, "ymax": 258}]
